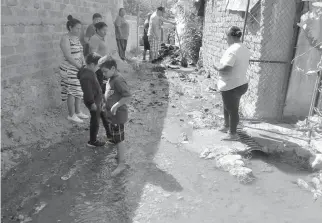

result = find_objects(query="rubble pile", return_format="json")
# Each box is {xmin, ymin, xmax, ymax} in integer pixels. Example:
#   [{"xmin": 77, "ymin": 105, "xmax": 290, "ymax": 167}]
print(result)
[{"xmin": 155, "ymin": 43, "xmax": 188, "ymax": 67}]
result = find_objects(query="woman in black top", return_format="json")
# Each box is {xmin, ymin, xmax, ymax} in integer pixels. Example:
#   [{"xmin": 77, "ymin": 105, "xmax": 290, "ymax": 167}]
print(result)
[{"xmin": 143, "ymin": 13, "xmax": 152, "ymax": 61}]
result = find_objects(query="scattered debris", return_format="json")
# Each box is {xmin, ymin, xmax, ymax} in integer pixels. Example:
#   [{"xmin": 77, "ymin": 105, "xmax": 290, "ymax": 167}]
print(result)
[
  {"xmin": 294, "ymin": 178, "xmax": 322, "ymax": 201},
  {"xmin": 34, "ymin": 202, "xmax": 47, "ymax": 214},
  {"xmin": 216, "ymin": 155, "xmax": 245, "ymax": 172},
  {"xmin": 229, "ymin": 167, "xmax": 254, "ymax": 184},
  {"xmin": 310, "ymin": 154, "xmax": 322, "ymax": 170}
]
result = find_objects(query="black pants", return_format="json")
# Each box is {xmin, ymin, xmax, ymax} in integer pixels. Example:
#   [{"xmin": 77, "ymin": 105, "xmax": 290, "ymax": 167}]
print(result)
[
  {"xmin": 116, "ymin": 39, "xmax": 127, "ymax": 60},
  {"xmin": 95, "ymin": 69, "xmax": 107, "ymax": 94},
  {"xmin": 89, "ymin": 107, "xmax": 110, "ymax": 143},
  {"xmin": 221, "ymin": 83, "xmax": 248, "ymax": 134}
]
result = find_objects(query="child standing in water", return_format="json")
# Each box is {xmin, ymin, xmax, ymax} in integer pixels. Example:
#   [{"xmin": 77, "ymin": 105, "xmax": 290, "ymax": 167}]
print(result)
[{"xmin": 99, "ymin": 56, "xmax": 132, "ymax": 176}]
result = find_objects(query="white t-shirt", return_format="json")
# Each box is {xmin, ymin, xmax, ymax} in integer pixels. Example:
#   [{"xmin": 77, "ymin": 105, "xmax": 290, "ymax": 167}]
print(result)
[
  {"xmin": 147, "ymin": 12, "xmax": 161, "ymax": 39},
  {"xmin": 217, "ymin": 43, "xmax": 251, "ymax": 91}
]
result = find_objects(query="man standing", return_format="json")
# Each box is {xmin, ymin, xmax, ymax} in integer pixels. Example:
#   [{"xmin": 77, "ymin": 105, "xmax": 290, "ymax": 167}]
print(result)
[
  {"xmin": 114, "ymin": 8, "xmax": 129, "ymax": 61},
  {"xmin": 148, "ymin": 7, "xmax": 176, "ymax": 63},
  {"xmin": 83, "ymin": 13, "xmax": 103, "ymax": 57}
]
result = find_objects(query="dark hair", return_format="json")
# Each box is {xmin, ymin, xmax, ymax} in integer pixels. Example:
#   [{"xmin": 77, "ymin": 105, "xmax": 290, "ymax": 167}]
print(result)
[
  {"xmin": 94, "ymin": 22, "xmax": 107, "ymax": 31},
  {"xmin": 86, "ymin": 52, "xmax": 101, "ymax": 65},
  {"xmin": 119, "ymin": 8, "xmax": 125, "ymax": 15},
  {"xmin": 227, "ymin": 26, "xmax": 242, "ymax": 38},
  {"xmin": 93, "ymin": 13, "xmax": 102, "ymax": 20},
  {"xmin": 157, "ymin": 6, "xmax": 165, "ymax": 12},
  {"xmin": 66, "ymin": 15, "xmax": 81, "ymax": 31},
  {"xmin": 100, "ymin": 57, "xmax": 117, "ymax": 69}
]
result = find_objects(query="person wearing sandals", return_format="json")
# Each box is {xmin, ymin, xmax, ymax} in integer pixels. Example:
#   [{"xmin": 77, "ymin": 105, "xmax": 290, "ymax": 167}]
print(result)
[
  {"xmin": 60, "ymin": 15, "xmax": 88, "ymax": 123},
  {"xmin": 213, "ymin": 26, "xmax": 250, "ymax": 141}
]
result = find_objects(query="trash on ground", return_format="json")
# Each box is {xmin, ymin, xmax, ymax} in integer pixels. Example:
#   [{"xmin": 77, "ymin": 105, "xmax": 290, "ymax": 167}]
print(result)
[{"xmin": 34, "ymin": 202, "xmax": 47, "ymax": 214}]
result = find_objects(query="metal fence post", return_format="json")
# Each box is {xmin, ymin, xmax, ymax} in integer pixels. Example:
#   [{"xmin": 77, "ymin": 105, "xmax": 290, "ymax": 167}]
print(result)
[
  {"xmin": 241, "ymin": 0, "xmax": 250, "ymax": 43},
  {"xmin": 277, "ymin": 0, "xmax": 304, "ymax": 120}
]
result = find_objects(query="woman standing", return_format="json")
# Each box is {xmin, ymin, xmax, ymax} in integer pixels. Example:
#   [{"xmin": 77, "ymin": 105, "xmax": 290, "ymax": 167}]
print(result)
[
  {"xmin": 60, "ymin": 15, "xmax": 88, "ymax": 123},
  {"xmin": 114, "ymin": 8, "xmax": 129, "ymax": 61},
  {"xmin": 143, "ymin": 13, "xmax": 152, "ymax": 61},
  {"xmin": 88, "ymin": 22, "xmax": 109, "ymax": 93},
  {"xmin": 213, "ymin": 26, "xmax": 251, "ymax": 141}
]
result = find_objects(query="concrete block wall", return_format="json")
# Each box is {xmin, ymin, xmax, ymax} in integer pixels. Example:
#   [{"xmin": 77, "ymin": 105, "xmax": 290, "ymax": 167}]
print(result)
[
  {"xmin": 202, "ymin": 0, "xmax": 297, "ymax": 120},
  {"xmin": 1, "ymin": 0, "xmax": 121, "ymax": 148}
]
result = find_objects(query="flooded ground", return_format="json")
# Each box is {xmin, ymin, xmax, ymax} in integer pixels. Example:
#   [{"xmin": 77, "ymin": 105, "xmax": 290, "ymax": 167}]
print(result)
[{"xmin": 1, "ymin": 64, "xmax": 322, "ymax": 223}]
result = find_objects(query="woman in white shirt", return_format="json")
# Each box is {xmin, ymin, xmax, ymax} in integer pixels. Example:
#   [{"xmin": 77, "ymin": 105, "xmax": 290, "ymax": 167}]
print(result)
[{"xmin": 213, "ymin": 26, "xmax": 250, "ymax": 141}]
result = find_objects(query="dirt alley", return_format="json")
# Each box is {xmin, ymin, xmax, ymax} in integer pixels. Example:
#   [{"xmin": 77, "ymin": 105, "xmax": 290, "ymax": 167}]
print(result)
[{"xmin": 1, "ymin": 61, "xmax": 322, "ymax": 223}]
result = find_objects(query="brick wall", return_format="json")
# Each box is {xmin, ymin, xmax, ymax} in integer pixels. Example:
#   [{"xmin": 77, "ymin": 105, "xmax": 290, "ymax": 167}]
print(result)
[
  {"xmin": 202, "ymin": 0, "xmax": 298, "ymax": 120},
  {"xmin": 1, "ymin": 0, "xmax": 122, "ymax": 148}
]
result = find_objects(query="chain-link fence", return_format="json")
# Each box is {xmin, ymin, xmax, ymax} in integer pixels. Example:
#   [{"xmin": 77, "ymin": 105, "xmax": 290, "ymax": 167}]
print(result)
[{"xmin": 239, "ymin": 0, "xmax": 303, "ymax": 120}]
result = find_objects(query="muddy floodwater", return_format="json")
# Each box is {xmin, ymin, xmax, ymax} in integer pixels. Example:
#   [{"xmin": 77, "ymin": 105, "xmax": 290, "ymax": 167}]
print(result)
[{"xmin": 2, "ymin": 68, "xmax": 322, "ymax": 223}]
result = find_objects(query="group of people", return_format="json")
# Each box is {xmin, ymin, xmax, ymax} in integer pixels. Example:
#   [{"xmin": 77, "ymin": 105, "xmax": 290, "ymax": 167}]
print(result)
[
  {"xmin": 58, "ymin": 6, "xmax": 251, "ymax": 178},
  {"xmin": 59, "ymin": 10, "xmax": 131, "ymax": 176}
]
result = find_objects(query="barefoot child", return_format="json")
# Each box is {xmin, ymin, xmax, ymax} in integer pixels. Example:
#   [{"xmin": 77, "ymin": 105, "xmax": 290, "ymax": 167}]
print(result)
[
  {"xmin": 99, "ymin": 56, "xmax": 131, "ymax": 176},
  {"xmin": 78, "ymin": 53, "xmax": 111, "ymax": 147}
]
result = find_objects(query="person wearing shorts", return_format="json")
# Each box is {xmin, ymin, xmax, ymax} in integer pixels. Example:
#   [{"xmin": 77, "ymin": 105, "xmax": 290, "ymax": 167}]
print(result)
[{"xmin": 99, "ymin": 56, "xmax": 131, "ymax": 177}]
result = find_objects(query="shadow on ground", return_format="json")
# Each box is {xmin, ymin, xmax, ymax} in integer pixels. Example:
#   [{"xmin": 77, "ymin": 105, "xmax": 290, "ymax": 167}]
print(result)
[{"xmin": 1, "ymin": 63, "xmax": 182, "ymax": 223}]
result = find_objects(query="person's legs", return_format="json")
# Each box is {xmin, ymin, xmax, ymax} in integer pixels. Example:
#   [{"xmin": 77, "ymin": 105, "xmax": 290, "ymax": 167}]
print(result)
[
  {"xmin": 100, "ymin": 111, "xmax": 113, "ymax": 140},
  {"xmin": 111, "ymin": 141, "xmax": 127, "ymax": 176},
  {"xmin": 67, "ymin": 94, "xmax": 75, "ymax": 117},
  {"xmin": 220, "ymin": 92, "xmax": 230, "ymax": 129},
  {"xmin": 108, "ymin": 123, "xmax": 126, "ymax": 176},
  {"xmin": 116, "ymin": 39, "xmax": 122, "ymax": 59},
  {"xmin": 231, "ymin": 83, "xmax": 248, "ymax": 130},
  {"xmin": 74, "ymin": 97, "xmax": 81, "ymax": 114},
  {"xmin": 220, "ymin": 91, "xmax": 232, "ymax": 132},
  {"xmin": 122, "ymin": 39, "xmax": 128, "ymax": 59},
  {"xmin": 229, "ymin": 94, "xmax": 241, "ymax": 135},
  {"xmin": 221, "ymin": 84, "xmax": 248, "ymax": 140},
  {"xmin": 143, "ymin": 49, "xmax": 147, "ymax": 61},
  {"xmin": 148, "ymin": 38, "xmax": 156, "ymax": 61},
  {"xmin": 89, "ymin": 109, "xmax": 100, "ymax": 143},
  {"xmin": 87, "ymin": 108, "xmax": 106, "ymax": 147},
  {"xmin": 221, "ymin": 89, "xmax": 239, "ymax": 140}
]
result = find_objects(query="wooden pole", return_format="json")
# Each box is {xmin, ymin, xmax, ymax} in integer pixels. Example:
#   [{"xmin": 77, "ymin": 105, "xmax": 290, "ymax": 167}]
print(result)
[
  {"xmin": 307, "ymin": 71, "xmax": 322, "ymax": 144},
  {"xmin": 241, "ymin": 0, "xmax": 250, "ymax": 42}
]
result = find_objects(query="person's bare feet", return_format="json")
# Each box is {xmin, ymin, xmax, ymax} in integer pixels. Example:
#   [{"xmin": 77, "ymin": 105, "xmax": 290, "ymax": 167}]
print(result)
[{"xmin": 111, "ymin": 163, "xmax": 127, "ymax": 177}]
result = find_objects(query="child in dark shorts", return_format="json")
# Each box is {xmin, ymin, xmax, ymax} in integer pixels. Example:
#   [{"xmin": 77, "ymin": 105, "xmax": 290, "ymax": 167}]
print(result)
[{"xmin": 99, "ymin": 56, "xmax": 132, "ymax": 176}]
